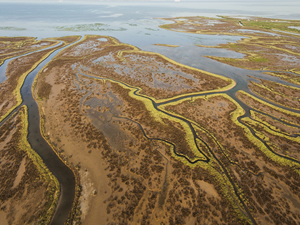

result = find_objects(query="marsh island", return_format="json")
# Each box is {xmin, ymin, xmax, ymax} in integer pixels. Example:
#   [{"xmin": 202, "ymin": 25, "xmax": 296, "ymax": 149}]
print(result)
[{"xmin": 0, "ymin": 15, "xmax": 300, "ymax": 225}]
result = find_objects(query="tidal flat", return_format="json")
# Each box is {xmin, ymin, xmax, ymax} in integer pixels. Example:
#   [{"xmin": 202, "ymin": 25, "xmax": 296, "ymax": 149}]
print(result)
[{"xmin": 0, "ymin": 14, "xmax": 300, "ymax": 225}]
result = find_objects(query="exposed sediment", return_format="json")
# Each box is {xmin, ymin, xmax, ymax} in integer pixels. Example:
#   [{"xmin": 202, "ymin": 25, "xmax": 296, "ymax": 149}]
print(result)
[{"xmin": 1, "ymin": 15, "xmax": 300, "ymax": 224}]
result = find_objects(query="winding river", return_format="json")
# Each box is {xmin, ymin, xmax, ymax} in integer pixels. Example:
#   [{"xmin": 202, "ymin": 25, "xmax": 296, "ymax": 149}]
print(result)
[
  {"xmin": 0, "ymin": 38, "xmax": 82, "ymax": 225},
  {"xmin": 0, "ymin": 30, "xmax": 300, "ymax": 224},
  {"xmin": 74, "ymin": 45, "xmax": 300, "ymax": 224}
]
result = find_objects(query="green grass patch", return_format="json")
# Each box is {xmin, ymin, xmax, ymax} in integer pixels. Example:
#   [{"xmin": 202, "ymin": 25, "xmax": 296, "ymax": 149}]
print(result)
[
  {"xmin": 249, "ymin": 56, "xmax": 268, "ymax": 63},
  {"xmin": 0, "ymin": 26, "xmax": 26, "ymax": 31},
  {"xmin": 242, "ymin": 20, "xmax": 300, "ymax": 34},
  {"xmin": 159, "ymin": 24, "xmax": 172, "ymax": 29}
]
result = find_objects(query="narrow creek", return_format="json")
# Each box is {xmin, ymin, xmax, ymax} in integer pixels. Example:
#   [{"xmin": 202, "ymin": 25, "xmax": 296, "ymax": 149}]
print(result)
[
  {"xmin": 77, "ymin": 63, "xmax": 300, "ymax": 225},
  {"xmin": 0, "ymin": 37, "xmax": 83, "ymax": 225},
  {"xmin": 1, "ymin": 33, "xmax": 300, "ymax": 224},
  {"xmin": 0, "ymin": 41, "xmax": 62, "ymax": 83},
  {"xmin": 76, "ymin": 70, "xmax": 259, "ymax": 224}
]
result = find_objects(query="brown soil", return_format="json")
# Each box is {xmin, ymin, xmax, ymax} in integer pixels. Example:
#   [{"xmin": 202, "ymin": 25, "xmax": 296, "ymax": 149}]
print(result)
[
  {"xmin": 160, "ymin": 17, "xmax": 245, "ymax": 35},
  {"xmin": 0, "ymin": 36, "xmax": 78, "ymax": 122},
  {"xmin": 264, "ymin": 72, "xmax": 300, "ymax": 86},
  {"xmin": 0, "ymin": 48, "xmax": 54, "ymax": 120},
  {"xmin": 0, "ymin": 37, "xmax": 54, "ymax": 64},
  {"xmin": 248, "ymin": 79, "xmax": 300, "ymax": 109},
  {"xmin": 20, "ymin": 34, "xmax": 300, "ymax": 225},
  {"xmin": 252, "ymin": 111, "xmax": 300, "ymax": 135},
  {"xmin": 34, "ymin": 46, "xmax": 244, "ymax": 224},
  {"xmin": 0, "ymin": 107, "xmax": 57, "ymax": 224},
  {"xmin": 62, "ymin": 36, "xmax": 231, "ymax": 100},
  {"xmin": 160, "ymin": 17, "xmax": 300, "ymax": 71},
  {"xmin": 165, "ymin": 95, "xmax": 300, "ymax": 225},
  {"xmin": 236, "ymin": 91, "xmax": 300, "ymax": 125}
]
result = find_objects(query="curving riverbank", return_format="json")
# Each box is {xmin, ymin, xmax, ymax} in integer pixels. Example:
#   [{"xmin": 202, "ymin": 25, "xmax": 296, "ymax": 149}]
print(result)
[
  {"xmin": 1, "ymin": 30, "xmax": 300, "ymax": 224},
  {"xmin": 0, "ymin": 36, "xmax": 82, "ymax": 225}
]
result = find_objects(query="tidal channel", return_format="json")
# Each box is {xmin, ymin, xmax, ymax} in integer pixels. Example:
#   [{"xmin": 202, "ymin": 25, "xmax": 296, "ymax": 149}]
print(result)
[{"xmin": 0, "ymin": 37, "xmax": 83, "ymax": 225}]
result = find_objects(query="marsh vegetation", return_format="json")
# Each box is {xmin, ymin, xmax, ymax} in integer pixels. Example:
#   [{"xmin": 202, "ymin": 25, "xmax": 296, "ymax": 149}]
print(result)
[{"xmin": 1, "ymin": 15, "xmax": 300, "ymax": 225}]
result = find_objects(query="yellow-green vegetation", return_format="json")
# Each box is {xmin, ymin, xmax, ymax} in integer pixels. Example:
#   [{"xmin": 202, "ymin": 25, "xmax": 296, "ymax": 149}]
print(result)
[
  {"xmin": 250, "ymin": 110, "xmax": 300, "ymax": 138},
  {"xmin": 240, "ymin": 117, "xmax": 300, "ymax": 172},
  {"xmin": 157, "ymin": 94, "xmax": 253, "ymax": 223},
  {"xmin": 18, "ymin": 105, "xmax": 60, "ymax": 224},
  {"xmin": 159, "ymin": 16, "xmax": 300, "ymax": 71},
  {"xmin": 159, "ymin": 24, "xmax": 172, "ymax": 30},
  {"xmin": 153, "ymin": 44, "xmax": 179, "ymax": 47},
  {"xmin": 218, "ymin": 16, "xmax": 300, "ymax": 34},
  {"xmin": 237, "ymin": 90, "xmax": 300, "ymax": 125},
  {"xmin": 195, "ymin": 44, "xmax": 222, "ymax": 48},
  {"xmin": 0, "ymin": 40, "xmax": 62, "ymax": 123},
  {"xmin": 32, "ymin": 34, "xmax": 300, "ymax": 224},
  {"xmin": 232, "ymin": 92, "xmax": 300, "ymax": 175},
  {"xmin": 116, "ymin": 48, "xmax": 235, "ymax": 103},
  {"xmin": 82, "ymin": 75, "xmax": 208, "ymax": 162},
  {"xmin": 249, "ymin": 80, "xmax": 300, "ymax": 110},
  {"xmin": 265, "ymin": 72, "xmax": 300, "ymax": 85},
  {"xmin": 0, "ymin": 26, "xmax": 26, "ymax": 31}
]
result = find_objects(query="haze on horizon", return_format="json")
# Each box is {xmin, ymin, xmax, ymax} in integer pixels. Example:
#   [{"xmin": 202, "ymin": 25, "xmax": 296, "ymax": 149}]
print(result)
[{"xmin": 0, "ymin": 0, "xmax": 288, "ymax": 2}]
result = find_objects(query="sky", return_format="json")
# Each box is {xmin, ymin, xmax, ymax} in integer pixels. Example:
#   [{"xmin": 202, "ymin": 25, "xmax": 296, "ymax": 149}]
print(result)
[
  {"xmin": 0, "ymin": 0, "xmax": 294, "ymax": 4},
  {"xmin": 0, "ymin": 0, "xmax": 288, "ymax": 2}
]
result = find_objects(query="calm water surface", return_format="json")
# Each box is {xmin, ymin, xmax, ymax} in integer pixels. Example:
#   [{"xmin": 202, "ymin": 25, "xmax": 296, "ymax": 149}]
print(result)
[
  {"xmin": 1, "ymin": 1, "xmax": 300, "ymax": 47},
  {"xmin": 1, "ymin": 1, "xmax": 299, "ymax": 66},
  {"xmin": 1, "ymin": 2, "xmax": 300, "ymax": 224}
]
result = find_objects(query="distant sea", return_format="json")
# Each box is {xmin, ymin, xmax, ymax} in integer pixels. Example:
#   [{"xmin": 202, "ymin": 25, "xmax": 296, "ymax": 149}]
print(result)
[
  {"xmin": 0, "ymin": 1, "xmax": 299, "ymax": 33},
  {"xmin": 0, "ymin": 1, "xmax": 299, "ymax": 58}
]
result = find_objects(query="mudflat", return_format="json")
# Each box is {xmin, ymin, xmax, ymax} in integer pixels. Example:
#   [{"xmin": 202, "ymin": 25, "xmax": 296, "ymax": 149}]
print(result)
[{"xmin": 0, "ymin": 15, "xmax": 300, "ymax": 225}]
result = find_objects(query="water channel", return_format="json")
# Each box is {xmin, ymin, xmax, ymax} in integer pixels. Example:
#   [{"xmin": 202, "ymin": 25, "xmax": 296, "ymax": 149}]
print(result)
[
  {"xmin": 1, "ymin": 31, "xmax": 300, "ymax": 224},
  {"xmin": 1, "ymin": 2, "xmax": 300, "ymax": 224},
  {"xmin": 0, "ymin": 38, "xmax": 82, "ymax": 225}
]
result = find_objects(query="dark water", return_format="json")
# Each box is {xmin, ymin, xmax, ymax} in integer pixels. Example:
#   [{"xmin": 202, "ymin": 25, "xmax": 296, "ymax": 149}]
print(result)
[
  {"xmin": 20, "ymin": 42, "xmax": 77, "ymax": 225},
  {"xmin": 0, "ymin": 42, "xmax": 62, "ymax": 83},
  {"xmin": 0, "ymin": 40, "xmax": 82, "ymax": 225}
]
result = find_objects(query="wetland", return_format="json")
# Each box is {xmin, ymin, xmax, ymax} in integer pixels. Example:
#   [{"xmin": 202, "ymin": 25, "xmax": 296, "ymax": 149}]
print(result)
[{"xmin": 1, "ymin": 2, "xmax": 300, "ymax": 225}]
